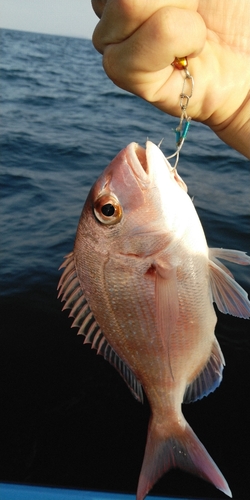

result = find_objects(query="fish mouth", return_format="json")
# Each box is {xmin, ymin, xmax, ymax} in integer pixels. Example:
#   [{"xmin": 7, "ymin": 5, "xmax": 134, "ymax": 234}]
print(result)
[
  {"xmin": 125, "ymin": 141, "xmax": 187, "ymax": 193},
  {"xmin": 125, "ymin": 142, "xmax": 150, "ymax": 184}
]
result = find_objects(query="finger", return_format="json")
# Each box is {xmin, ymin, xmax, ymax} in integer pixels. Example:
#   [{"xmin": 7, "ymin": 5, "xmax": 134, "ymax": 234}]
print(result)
[
  {"xmin": 93, "ymin": 0, "xmax": 199, "ymax": 53},
  {"xmin": 102, "ymin": 7, "xmax": 206, "ymax": 86},
  {"xmin": 91, "ymin": 0, "xmax": 107, "ymax": 19}
]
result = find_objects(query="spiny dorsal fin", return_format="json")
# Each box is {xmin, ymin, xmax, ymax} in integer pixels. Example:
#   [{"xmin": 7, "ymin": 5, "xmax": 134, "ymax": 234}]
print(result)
[
  {"xmin": 58, "ymin": 252, "xmax": 143, "ymax": 403},
  {"xmin": 183, "ymin": 339, "xmax": 225, "ymax": 403}
]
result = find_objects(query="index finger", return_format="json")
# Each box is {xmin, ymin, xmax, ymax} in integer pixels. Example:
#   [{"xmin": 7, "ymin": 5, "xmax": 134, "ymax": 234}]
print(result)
[{"xmin": 92, "ymin": 0, "xmax": 200, "ymax": 52}]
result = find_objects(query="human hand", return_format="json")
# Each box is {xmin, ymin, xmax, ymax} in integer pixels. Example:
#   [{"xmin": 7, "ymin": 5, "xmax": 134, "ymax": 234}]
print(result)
[{"xmin": 92, "ymin": 0, "xmax": 250, "ymax": 158}]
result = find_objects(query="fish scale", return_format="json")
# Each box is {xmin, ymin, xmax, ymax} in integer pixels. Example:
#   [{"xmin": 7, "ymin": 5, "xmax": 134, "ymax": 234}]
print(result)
[{"xmin": 58, "ymin": 141, "xmax": 250, "ymax": 500}]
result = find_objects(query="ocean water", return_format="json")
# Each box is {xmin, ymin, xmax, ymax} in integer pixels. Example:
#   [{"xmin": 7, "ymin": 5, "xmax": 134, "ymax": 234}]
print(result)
[{"xmin": 0, "ymin": 28, "xmax": 250, "ymax": 499}]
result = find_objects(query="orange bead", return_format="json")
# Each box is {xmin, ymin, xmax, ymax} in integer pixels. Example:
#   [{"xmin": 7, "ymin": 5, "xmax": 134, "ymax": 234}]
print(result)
[{"xmin": 172, "ymin": 57, "xmax": 188, "ymax": 70}]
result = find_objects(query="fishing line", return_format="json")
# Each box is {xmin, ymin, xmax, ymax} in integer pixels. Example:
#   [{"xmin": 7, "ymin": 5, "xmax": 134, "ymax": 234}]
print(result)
[{"xmin": 166, "ymin": 57, "xmax": 194, "ymax": 170}]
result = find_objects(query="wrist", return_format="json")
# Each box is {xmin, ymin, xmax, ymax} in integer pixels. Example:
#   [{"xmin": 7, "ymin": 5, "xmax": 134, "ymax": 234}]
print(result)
[{"xmin": 210, "ymin": 91, "xmax": 250, "ymax": 159}]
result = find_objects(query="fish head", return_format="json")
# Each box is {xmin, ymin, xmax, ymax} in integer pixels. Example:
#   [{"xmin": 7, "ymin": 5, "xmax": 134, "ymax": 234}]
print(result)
[{"xmin": 75, "ymin": 141, "xmax": 188, "ymax": 259}]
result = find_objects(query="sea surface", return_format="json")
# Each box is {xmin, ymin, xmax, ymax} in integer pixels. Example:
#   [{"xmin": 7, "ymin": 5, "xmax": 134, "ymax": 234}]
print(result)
[{"xmin": 0, "ymin": 28, "xmax": 250, "ymax": 499}]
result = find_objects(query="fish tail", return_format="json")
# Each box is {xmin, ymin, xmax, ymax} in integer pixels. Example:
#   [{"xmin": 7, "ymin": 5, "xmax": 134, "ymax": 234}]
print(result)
[{"xmin": 136, "ymin": 414, "xmax": 232, "ymax": 500}]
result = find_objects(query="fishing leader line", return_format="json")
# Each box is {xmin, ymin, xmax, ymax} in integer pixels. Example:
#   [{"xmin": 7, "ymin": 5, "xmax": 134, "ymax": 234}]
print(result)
[{"xmin": 166, "ymin": 56, "xmax": 194, "ymax": 169}]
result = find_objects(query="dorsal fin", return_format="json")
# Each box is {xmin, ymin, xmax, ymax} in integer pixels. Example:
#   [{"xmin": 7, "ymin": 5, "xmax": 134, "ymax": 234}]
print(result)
[
  {"xmin": 58, "ymin": 252, "xmax": 143, "ymax": 403},
  {"xmin": 183, "ymin": 339, "xmax": 225, "ymax": 403}
]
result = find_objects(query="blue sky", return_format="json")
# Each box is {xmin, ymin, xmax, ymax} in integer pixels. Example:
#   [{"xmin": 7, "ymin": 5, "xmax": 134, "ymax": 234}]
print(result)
[{"xmin": 0, "ymin": 0, "xmax": 99, "ymax": 39}]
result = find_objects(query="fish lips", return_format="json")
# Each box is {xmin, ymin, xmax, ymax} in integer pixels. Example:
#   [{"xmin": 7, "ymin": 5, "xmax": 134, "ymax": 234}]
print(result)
[
  {"xmin": 89, "ymin": 142, "xmax": 153, "ymax": 216},
  {"xmin": 126, "ymin": 141, "xmax": 186, "ymax": 195},
  {"xmin": 125, "ymin": 140, "xmax": 174, "ymax": 187},
  {"xmin": 125, "ymin": 141, "xmax": 151, "ymax": 185},
  {"xmin": 93, "ymin": 141, "xmax": 172, "ymax": 199},
  {"xmin": 87, "ymin": 141, "xmax": 186, "ymax": 236}
]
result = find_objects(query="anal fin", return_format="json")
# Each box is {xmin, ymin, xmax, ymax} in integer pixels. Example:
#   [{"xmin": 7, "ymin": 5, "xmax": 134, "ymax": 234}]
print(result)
[{"xmin": 184, "ymin": 338, "xmax": 225, "ymax": 403}]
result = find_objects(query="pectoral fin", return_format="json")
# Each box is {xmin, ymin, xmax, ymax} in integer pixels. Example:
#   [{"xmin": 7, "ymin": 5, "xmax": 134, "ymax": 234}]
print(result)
[
  {"xmin": 155, "ymin": 262, "xmax": 179, "ymax": 379},
  {"xmin": 209, "ymin": 258, "xmax": 250, "ymax": 318}
]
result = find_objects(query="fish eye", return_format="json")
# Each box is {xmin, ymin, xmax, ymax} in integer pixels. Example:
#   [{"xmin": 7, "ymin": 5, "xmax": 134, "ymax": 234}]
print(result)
[
  {"xmin": 93, "ymin": 193, "xmax": 122, "ymax": 225},
  {"xmin": 101, "ymin": 203, "xmax": 115, "ymax": 217}
]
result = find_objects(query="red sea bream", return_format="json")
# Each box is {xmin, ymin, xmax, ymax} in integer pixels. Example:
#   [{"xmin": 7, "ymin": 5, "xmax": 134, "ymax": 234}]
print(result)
[{"xmin": 58, "ymin": 141, "xmax": 250, "ymax": 499}]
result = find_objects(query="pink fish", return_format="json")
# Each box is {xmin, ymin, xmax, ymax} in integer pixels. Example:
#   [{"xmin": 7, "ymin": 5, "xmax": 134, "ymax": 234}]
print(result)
[{"xmin": 58, "ymin": 141, "xmax": 250, "ymax": 499}]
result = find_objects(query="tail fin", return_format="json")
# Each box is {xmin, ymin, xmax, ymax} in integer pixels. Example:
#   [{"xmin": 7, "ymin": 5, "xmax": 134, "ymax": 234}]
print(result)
[{"xmin": 137, "ymin": 415, "xmax": 232, "ymax": 500}]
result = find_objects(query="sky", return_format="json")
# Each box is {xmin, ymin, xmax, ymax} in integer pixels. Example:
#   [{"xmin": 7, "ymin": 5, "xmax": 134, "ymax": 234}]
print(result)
[{"xmin": 0, "ymin": 0, "xmax": 99, "ymax": 39}]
